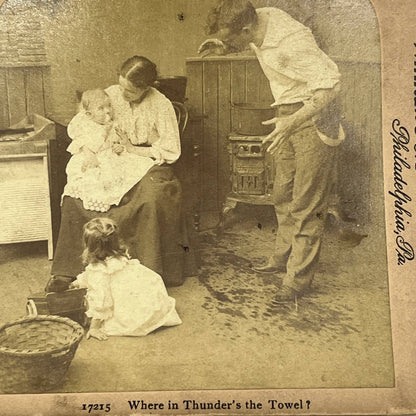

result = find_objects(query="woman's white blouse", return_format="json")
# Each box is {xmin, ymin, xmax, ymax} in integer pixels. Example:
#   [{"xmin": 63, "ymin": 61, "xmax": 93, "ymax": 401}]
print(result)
[{"xmin": 105, "ymin": 85, "xmax": 181, "ymax": 165}]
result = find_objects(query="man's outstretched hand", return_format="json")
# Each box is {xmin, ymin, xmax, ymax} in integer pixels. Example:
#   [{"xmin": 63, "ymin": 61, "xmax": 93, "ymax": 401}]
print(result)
[
  {"xmin": 198, "ymin": 39, "xmax": 227, "ymax": 55},
  {"xmin": 262, "ymin": 116, "xmax": 296, "ymax": 155}
]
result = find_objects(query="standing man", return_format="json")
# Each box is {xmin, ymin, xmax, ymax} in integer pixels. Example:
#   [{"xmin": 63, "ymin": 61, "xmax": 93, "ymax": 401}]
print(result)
[{"xmin": 199, "ymin": 1, "xmax": 343, "ymax": 303}]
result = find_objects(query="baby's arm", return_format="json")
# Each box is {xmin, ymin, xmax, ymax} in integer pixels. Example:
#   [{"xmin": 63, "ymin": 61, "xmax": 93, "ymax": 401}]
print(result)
[
  {"xmin": 81, "ymin": 146, "xmax": 100, "ymax": 171},
  {"xmin": 87, "ymin": 318, "xmax": 108, "ymax": 341}
]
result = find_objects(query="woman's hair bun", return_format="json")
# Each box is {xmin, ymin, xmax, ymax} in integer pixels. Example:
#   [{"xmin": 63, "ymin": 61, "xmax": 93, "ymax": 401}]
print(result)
[{"xmin": 120, "ymin": 56, "xmax": 158, "ymax": 88}]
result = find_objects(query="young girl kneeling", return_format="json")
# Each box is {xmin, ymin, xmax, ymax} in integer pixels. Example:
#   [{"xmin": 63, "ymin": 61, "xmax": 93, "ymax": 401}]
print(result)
[{"xmin": 73, "ymin": 217, "xmax": 182, "ymax": 340}]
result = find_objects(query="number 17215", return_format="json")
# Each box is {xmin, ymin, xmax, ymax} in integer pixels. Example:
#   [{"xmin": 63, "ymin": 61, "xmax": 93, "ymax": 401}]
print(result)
[{"xmin": 82, "ymin": 403, "xmax": 111, "ymax": 413}]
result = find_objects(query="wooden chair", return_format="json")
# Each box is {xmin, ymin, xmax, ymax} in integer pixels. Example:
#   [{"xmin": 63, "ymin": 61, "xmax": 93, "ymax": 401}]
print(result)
[{"xmin": 171, "ymin": 101, "xmax": 189, "ymax": 136}]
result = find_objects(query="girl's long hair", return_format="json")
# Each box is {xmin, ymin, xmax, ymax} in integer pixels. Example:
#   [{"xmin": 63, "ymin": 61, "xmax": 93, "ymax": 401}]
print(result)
[{"xmin": 82, "ymin": 217, "xmax": 128, "ymax": 265}]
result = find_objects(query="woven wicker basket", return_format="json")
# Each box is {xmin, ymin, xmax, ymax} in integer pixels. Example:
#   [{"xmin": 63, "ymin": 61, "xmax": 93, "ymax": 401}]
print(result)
[{"xmin": 0, "ymin": 315, "xmax": 84, "ymax": 393}]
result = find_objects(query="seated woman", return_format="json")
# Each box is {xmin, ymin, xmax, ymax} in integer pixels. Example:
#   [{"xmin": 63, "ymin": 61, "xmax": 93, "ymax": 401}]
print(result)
[{"xmin": 47, "ymin": 55, "xmax": 197, "ymax": 292}]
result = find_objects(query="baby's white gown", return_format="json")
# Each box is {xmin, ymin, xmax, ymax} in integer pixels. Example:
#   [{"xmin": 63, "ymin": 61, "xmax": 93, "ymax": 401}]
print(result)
[
  {"xmin": 75, "ymin": 257, "xmax": 182, "ymax": 336},
  {"xmin": 63, "ymin": 111, "xmax": 155, "ymax": 212}
]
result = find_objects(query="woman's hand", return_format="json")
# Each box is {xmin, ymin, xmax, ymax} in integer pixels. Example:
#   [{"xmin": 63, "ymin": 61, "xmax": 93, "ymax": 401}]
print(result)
[
  {"xmin": 114, "ymin": 126, "xmax": 129, "ymax": 145},
  {"xmin": 262, "ymin": 116, "xmax": 297, "ymax": 155},
  {"xmin": 86, "ymin": 328, "xmax": 108, "ymax": 341},
  {"xmin": 111, "ymin": 142, "xmax": 125, "ymax": 155},
  {"xmin": 110, "ymin": 126, "xmax": 129, "ymax": 154}
]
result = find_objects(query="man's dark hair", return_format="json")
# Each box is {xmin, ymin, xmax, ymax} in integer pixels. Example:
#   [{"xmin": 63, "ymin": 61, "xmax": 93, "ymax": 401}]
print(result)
[{"xmin": 205, "ymin": 0, "xmax": 257, "ymax": 35}]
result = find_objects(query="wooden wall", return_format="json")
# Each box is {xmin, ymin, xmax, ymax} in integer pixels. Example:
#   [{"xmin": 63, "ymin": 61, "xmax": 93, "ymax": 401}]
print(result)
[
  {"xmin": 0, "ymin": 65, "xmax": 49, "ymax": 128},
  {"xmin": 186, "ymin": 56, "xmax": 382, "ymax": 226}
]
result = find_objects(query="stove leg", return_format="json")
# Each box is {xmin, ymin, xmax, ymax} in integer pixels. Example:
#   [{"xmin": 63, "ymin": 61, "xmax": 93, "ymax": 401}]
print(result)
[{"xmin": 216, "ymin": 198, "xmax": 238, "ymax": 231}]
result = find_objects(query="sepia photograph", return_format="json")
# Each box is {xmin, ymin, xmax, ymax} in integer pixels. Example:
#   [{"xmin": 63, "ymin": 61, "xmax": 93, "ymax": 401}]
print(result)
[{"xmin": 0, "ymin": 0, "xmax": 415, "ymax": 414}]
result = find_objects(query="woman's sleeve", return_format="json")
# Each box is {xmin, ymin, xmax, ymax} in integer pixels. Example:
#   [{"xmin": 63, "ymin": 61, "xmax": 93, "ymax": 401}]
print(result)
[{"xmin": 150, "ymin": 99, "xmax": 181, "ymax": 165}]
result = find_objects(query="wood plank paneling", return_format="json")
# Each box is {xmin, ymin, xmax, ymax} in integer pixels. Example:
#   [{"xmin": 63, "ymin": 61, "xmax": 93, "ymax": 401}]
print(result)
[
  {"xmin": 6, "ymin": 69, "xmax": 26, "ymax": 125},
  {"xmin": 0, "ymin": 66, "xmax": 48, "ymax": 128},
  {"xmin": 0, "ymin": 69, "xmax": 9, "ymax": 128},
  {"xmin": 245, "ymin": 60, "xmax": 262, "ymax": 103},
  {"xmin": 217, "ymin": 61, "xmax": 232, "ymax": 207},
  {"xmin": 202, "ymin": 61, "xmax": 219, "ymax": 212},
  {"xmin": 259, "ymin": 73, "xmax": 275, "ymax": 105},
  {"xmin": 26, "ymin": 67, "xmax": 46, "ymax": 116},
  {"xmin": 230, "ymin": 60, "xmax": 247, "ymax": 137},
  {"xmin": 185, "ymin": 61, "xmax": 203, "ymax": 117},
  {"xmin": 230, "ymin": 61, "xmax": 247, "ymax": 107},
  {"xmin": 183, "ymin": 61, "xmax": 204, "ymax": 215}
]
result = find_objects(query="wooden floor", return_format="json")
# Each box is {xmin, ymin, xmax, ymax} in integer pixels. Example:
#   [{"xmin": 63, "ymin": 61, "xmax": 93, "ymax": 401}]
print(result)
[{"xmin": 0, "ymin": 207, "xmax": 393, "ymax": 393}]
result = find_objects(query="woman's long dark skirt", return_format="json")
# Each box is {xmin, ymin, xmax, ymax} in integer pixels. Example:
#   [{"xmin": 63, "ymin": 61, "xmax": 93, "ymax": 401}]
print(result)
[{"xmin": 51, "ymin": 165, "xmax": 198, "ymax": 286}]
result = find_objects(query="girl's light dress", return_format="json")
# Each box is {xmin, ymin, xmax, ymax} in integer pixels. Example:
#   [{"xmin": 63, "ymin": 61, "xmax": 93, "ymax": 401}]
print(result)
[
  {"xmin": 63, "ymin": 111, "xmax": 155, "ymax": 212},
  {"xmin": 74, "ymin": 256, "xmax": 182, "ymax": 336}
]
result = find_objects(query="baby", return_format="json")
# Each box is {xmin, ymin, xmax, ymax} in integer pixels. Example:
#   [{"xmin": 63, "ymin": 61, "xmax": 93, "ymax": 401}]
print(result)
[{"xmin": 63, "ymin": 89, "xmax": 155, "ymax": 212}]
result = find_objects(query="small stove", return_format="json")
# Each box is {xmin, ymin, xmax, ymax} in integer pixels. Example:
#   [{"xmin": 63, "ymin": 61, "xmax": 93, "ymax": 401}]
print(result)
[
  {"xmin": 218, "ymin": 133, "xmax": 276, "ymax": 228},
  {"xmin": 229, "ymin": 134, "xmax": 275, "ymax": 196}
]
